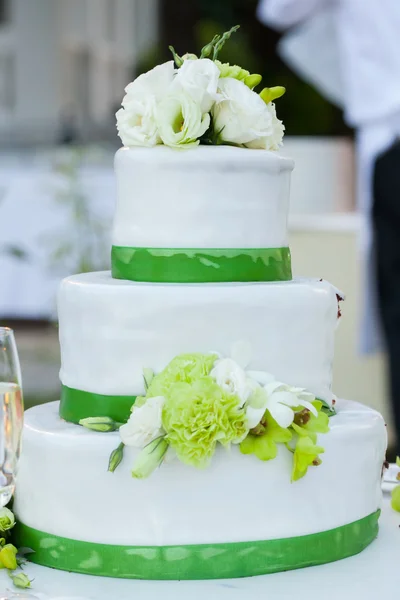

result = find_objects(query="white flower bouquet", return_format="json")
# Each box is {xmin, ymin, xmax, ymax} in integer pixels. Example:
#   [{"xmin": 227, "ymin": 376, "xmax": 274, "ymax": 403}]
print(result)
[{"xmin": 116, "ymin": 25, "xmax": 285, "ymax": 151}]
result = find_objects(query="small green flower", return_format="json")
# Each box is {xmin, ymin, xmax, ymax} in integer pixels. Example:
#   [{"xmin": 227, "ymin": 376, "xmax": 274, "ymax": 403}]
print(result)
[
  {"xmin": 0, "ymin": 508, "xmax": 15, "ymax": 532},
  {"xmin": 392, "ymin": 485, "xmax": 400, "ymax": 512},
  {"xmin": 79, "ymin": 416, "xmax": 122, "ymax": 432},
  {"xmin": 163, "ymin": 377, "xmax": 248, "ymax": 468},
  {"xmin": 215, "ymin": 60, "xmax": 250, "ymax": 82},
  {"xmin": 290, "ymin": 402, "xmax": 330, "ymax": 444},
  {"xmin": 9, "ymin": 570, "xmax": 32, "ymax": 589},
  {"xmin": 132, "ymin": 437, "xmax": 169, "ymax": 479},
  {"xmin": 146, "ymin": 353, "xmax": 218, "ymax": 399},
  {"xmin": 0, "ymin": 543, "xmax": 18, "ymax": 570},
  {"xmin": 260, "ymin": 86, "xmax": 286, "ymax": 104},
  {"xmin": 108, "ymin": 442, "xmax": 124, "ymax": 473},
  {"xmin": 292, "ymin": 436, "xmax": 324, "ymax": 482},
  {"xmin": 240, "ymin": 411, "xmax": 292, "ymax": 461}
]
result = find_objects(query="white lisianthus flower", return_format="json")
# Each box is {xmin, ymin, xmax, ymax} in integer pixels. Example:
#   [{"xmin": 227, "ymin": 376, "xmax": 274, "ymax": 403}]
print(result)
[
  {"xmin": 120, "ymin": 396, "xmax": 165, "ymax": 447},
  {"xmin": 157, "ymin": 93, "xmax": 210, "ymax": 149},
  {"xmin": 246, "ymin": 373, "xmax": 318, "ymax": 429},
  {"xmin": 246, "ymin": 102, "xmax": 285, "ymax": 150},
  {"xmin": 210, "ymin": 358, "xmax": 253, "ymax": 405},
  {"xmin": 116, "ymin": 61, "xmax": 175, "ymax": 147},
  {"xmin": 171, "ymin": 58, "xmax": 220, "ymax": 113},
  {"xmin": 212, "ymin": 77, "xmax": 274, "ymax": 146}
]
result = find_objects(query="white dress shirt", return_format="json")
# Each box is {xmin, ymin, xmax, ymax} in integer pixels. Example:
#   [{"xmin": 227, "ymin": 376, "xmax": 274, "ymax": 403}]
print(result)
[{"xmin": 258, "ymin": 0, "xmax": 400, "ymax": 353}]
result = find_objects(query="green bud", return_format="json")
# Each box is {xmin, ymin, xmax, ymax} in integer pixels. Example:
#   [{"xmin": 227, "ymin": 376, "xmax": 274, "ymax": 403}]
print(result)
[
  {"xmin": 169, "ymin": 45, "xmax": 183, "ymax": 67},
  {"xmin": 200, "ymin": 34, "xmax": 220, "ymax": 59},
  {"xmin": 143, "ymin": 368, "xmax": 154, "ymax": 392},
  {"xmin": 392, "ymin": 485, "xmax": 400, "ymax": 512},
  {"xmin": 108, "ymin": 442, "xmax": 124, "ymax": 473},
  {"xmin": 213, "ymin": 25, "xmax": 240, "ymax": 61},
  {"xmin": 0, "ymin": 507, "xmax": 15, "ymax": 532},
  {"xmin": 132, "ymin": 437, "xmax": 168, "ymax": 479},
  {"xmin": 260, "ymin": 86, "xmax": 286, "ymax": 104},
  {"xmin": 0, "ymin": 544, "xmax": 18, "ymax": 570},
  {"xmin": 244, "ymin": 74, "xmax": 262, "ymax": 89},
  {"xmin": 396, "ymin": 456, "xmax": 400, "ymax": 467},
  {"xmin": 182, "ymin": 53, "xmax": 198, "ymax": 61},
  {"xmin": 9, "ymin": 571, "xmax": 32, "ymax": 589},
  {"xmin": 79, "ymin": 416, "xmax": 122, "ymax": 432},
  {"xmin": 0, "ymin": 537, "xmax": 6, "ymax": 547}
]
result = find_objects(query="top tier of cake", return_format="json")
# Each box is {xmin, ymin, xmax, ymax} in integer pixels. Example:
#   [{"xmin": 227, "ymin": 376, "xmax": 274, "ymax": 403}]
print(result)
[{"xmin": 111, "ymin": 146, "xmax": 294, "ymax": 283}]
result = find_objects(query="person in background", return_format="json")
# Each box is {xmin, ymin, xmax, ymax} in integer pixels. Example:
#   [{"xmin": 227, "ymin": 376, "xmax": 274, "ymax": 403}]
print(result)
[{"xmin": 257, "ymin": 0, "xmax": 400, "ymax": 453}]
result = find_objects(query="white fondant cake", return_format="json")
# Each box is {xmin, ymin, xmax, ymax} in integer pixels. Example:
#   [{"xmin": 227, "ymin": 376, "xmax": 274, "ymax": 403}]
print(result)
[
  {"xmin": 14, "ymin": 144, "xmax": 387, "ymax": 580},
  {"xmin": 58, "ymin": 273, "xmax": 340, "ymax": 403},
  {"xmin": 113, "ymin": 146, "xmax": 294, "ymax": 249},
  {"xmin": 15, "ymin": 400, "xmax": 386, "ymax": 546}
]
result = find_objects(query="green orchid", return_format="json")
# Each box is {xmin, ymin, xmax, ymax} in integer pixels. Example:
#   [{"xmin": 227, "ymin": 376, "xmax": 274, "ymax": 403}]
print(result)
[
  {"xmin": 291, "ymin": 436, "xmax": 324, "ymax": 482},
  {"xmin": 290, "ymin": 401, "xmax": 330, "ymax": 444},
  {"xmin": 392, "ymin": 485, "xmax": 400, "ymax": 512},
  {"xmin": 240, "ymin": 410, "xmax": 292, "ymax": 462}
]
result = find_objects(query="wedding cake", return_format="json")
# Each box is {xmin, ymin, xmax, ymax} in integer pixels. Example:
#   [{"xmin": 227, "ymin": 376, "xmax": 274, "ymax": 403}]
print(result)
[{"xmin": 13, "ymin": 28, "xmax": 387, "ymax": 580}]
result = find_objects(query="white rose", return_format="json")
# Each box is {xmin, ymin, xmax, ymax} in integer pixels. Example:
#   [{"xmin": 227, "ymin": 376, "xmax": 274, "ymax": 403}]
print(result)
[
  {"xmin": 119, "ymin": 396, "xmax": 165, "ymax": 448},
  {"xmin": 246, "ymin": 102, "xmax": 285, "ymax": 150},
  {"xmin": 116, "ymin": 61, "xmax": 175, "ymax": 148},
  {"xmin": 157, "ymin": 92, "xmax": 210, "ymax": 149},
  {"xmin": 210, "ymin": 358, "xmax": 253, "ymax": 404},
  {"xmin": 171, "ymin": 58, "xmax": 220, "ymax": 113},
  {"xmin": 212, "ymin": 77, "xmax": 274, "ymax": 146}
]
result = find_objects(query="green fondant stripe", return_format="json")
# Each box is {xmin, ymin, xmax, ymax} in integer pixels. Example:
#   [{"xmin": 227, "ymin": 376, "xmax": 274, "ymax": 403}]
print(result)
[
  {"xmin": 111, "ymin": 246, "xmax": 292, "ymax": 283},
  {"xmin": 60, "ymin": 385, "xmax": 135, "ymax": 424},
  {"xmin": 14, "ymin": 511, "xmax": 380, "ymax": 580}
]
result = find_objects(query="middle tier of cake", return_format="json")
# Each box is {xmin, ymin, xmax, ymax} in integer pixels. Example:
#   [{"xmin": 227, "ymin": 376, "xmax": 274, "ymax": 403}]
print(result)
[{"xmin": 58, "ymin": 273, "xmax": 341, "ymax": 423}]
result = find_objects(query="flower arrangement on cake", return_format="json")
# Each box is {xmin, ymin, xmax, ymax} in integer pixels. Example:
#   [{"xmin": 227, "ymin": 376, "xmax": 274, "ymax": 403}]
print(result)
[
  {"xmin": 116, "ymin": 25, "xmax": 285, "ymax": 150},
  {"xmin": 81, "ymin": 342, "xmax": 332, "ymax": 481}
]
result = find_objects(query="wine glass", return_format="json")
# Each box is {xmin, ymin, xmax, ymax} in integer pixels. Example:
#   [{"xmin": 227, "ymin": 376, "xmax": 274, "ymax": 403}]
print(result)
[{"xmin": 0, "ymin": 328, "xmax": 24, "ymax": 506}]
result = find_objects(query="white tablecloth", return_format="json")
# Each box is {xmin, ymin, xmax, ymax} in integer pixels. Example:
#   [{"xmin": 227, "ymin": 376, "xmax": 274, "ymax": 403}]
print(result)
[{"xmin": 0, "ymin": 496, "xmax": 397, "ymax": 600}]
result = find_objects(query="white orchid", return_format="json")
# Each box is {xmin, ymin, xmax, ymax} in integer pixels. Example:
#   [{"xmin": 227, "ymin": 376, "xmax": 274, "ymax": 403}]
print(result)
[
  {"xmin": 119, "ymin": 396, "xmax": 165, "ymax": 448},
  {"xmin": 246, "ymin": 371, "xmax": 318, "ymax": 429}
]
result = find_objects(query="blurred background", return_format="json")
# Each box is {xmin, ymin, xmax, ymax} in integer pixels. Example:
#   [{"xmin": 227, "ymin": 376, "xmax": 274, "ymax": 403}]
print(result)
[{"xmin": 0, "ymin": 1, "xmax": 392, "ymax": 448}]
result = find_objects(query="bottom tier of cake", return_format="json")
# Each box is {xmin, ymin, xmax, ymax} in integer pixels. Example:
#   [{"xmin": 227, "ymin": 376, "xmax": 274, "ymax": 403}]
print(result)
[{"xmin": 13, "ymin": 400, "xmax": 387, "ymax": 580}]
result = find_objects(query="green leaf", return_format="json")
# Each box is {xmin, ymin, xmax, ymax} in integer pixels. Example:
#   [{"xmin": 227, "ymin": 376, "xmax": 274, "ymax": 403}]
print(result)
[{"xmin": 143, "ymin": 368, "xmax": 154, "ymax": 392}]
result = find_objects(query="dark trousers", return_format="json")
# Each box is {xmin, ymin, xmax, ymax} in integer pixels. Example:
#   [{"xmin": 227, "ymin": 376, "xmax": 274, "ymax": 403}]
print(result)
[{"xmin": 373, "ymin": 140, "xmax": 400, "ymax": 452}]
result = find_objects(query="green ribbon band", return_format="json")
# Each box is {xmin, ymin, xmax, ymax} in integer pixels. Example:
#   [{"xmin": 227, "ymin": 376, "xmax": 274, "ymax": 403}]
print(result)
[
  {"xmin": 60, "ymin": 385, "xmax": 135, "ymax": 425},
  {"xmin": 14, "ymin": 511, "xmax": 379, "ymax": 580},
  {"xmin": 60, "ymin": 385, "xmax": 337, "ymax": 425},
  {"xmin": 111, "ymin": 246, "xmax": 292, "ymax": 283}
]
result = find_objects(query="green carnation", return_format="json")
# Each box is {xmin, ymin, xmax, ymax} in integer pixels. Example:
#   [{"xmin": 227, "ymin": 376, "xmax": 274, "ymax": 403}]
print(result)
[
  {"xmin": 291, "ymin": 435, "xmax": 324, "ymax": 482},
  {"xmin": 146, "ymin": 353, "xmax": 217, "ymax": 398},
  {"xmin": 162, "ymin": 377, "xmax": 248, "ymax": 468}
]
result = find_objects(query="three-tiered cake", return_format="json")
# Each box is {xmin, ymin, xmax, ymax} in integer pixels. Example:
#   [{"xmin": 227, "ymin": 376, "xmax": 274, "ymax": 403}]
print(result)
[{"xmin": 13, "ymin": 31, "xmax": 387, "ymax": 580}]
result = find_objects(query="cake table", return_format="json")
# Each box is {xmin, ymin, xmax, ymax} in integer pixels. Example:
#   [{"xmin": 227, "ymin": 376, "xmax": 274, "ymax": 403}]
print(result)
[{"xmin": 1, "ymin": 494, "xmax": 397, "ymax": 600}]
